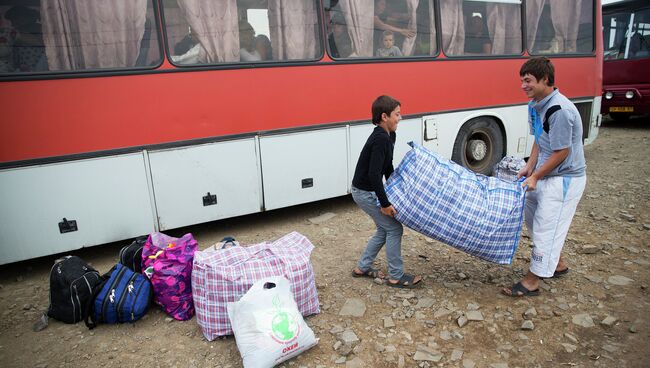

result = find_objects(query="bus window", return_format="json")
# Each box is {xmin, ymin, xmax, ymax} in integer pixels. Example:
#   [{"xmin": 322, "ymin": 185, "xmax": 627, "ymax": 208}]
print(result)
[
  {"xmin": 0, "ymin": 1, "xmax": 162, "ymax": 74},
  {"xmin": 324, "ymin": 0, "xmax": 436, "ymax": 59},
  {"xmin": 440, "ymin": 0, "xmax": 522, "ymax": 57},
  {"xmin": 627, "ymin": 8, "xmax": 650, "ymax": 59},
  {"xmin": 527, "ymin": 0, "xmax": 594, "ymax": 55},
  {"xmin": 604, "ymin": 11, "xmax": 631, "ymax": 60},
  {"xmin": 164, "ymin": 0, "xmax": 321, "ymax": 66}
]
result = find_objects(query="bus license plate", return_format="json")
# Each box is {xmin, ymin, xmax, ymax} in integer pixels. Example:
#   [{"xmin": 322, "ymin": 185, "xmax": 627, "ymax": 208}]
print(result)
[{"xmin": 609, "ymin": 106, "xmax": 634, "ymax": 112}]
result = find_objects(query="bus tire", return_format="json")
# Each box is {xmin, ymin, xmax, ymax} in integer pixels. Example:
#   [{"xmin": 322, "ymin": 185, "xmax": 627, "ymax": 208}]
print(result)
[
  {"xmin": 609, "ymin": 112, "xmax": 630, "ymax": 122},
  {"xmin": 451, "ymin": 117, "xmax": 504, "ymax": 175}
]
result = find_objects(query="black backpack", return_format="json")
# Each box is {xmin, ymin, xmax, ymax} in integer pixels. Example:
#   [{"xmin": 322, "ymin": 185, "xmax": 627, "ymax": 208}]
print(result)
[
  {"xmin": 118, "ymin": 236, "xmax": 147, "ymax": 274},
  {"xmin": 47, "ymin": 256, "xmax": 103, "ymax": 324}
]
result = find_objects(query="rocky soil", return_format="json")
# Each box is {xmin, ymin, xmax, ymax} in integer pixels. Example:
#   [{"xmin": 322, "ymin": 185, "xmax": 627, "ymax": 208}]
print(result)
[{"xmin": 0, "ymin": 117, "xmax": 648, "ymax": 368}]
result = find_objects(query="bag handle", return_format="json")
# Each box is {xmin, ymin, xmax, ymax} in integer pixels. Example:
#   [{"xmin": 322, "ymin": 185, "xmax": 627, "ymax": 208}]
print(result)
[
  {"xmin": 83, "ymin": 265, "xmax": 116, "ymax": 329},
  {"xmin": 83, "ymin": 277, "xmax": 109, "ymax": 330}
]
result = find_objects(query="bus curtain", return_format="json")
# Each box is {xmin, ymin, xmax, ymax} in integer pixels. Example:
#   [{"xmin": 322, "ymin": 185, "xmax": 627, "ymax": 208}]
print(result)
[
  {"xmin": 40, "ymin": 0, "xmax": 147, "ymax": 70},
  {"xmin": 385, "ymin": 142, "xmax": 526, "ymax": 265},
  {"xmin": 526, "ymin": 0, "xmax": 588, "ymax": 53},
  {"xmin": 268, "ymin": 0, "xmax": 319, "ymax": 60},
  {"xmin": 176, "ymin": 0, "xmax": 239, "ymax": 63}
]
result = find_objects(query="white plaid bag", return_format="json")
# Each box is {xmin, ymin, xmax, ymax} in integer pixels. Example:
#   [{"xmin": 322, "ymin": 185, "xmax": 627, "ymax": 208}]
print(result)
[
  {"xmin": 192, "ymin": 232, "xmax": 320, "ymax": 340},
  {"xmin": 385, "ymin": 143, "xmax": 526, "ymax": 264},
  {"xmin": 492, "ymin": 155, "xmax": 526, "ymax": 182}
]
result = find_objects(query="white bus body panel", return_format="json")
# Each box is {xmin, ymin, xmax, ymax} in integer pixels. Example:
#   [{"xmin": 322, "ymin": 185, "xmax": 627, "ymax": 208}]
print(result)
[
  {"xmin": 0, "ymin": 154, "xmax": 155, "ymax": 264},
  {"xmin": 422, "ymin": 105, "xmax": 530, "ymax": 159},
  {"xmin": 348, "ymin": 118, "xmax": 423, "ymax": 187},
  {"xmin": 148, "ymin": 139, "xmax": 262, "ymax": 230},
  {"xmin": 584, "ymin": 96, "xmax": 601, "ymax": 146},
  {"xmin": 260, "ymin": 128, "xmax": 348, "ymax": 210}
]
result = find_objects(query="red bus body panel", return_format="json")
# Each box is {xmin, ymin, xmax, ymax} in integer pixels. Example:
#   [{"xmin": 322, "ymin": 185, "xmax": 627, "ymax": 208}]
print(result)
[
  {"xmin": 601, "ymin": 58, "xmax": 650, "ymax": 114},
  {"xmin": 0, "ymin": 57, "xmax": 601, "ymax": 164}
]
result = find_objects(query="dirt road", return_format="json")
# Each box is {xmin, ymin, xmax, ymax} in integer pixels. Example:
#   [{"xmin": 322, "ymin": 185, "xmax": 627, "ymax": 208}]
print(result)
[{"xmin": 0, "ymin": 117, "xmax": 648, "ymax": 368}]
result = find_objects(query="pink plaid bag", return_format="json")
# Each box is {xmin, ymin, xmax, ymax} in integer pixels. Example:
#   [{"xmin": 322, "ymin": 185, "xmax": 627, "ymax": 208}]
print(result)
[
  {"xmin": 192, "ymin": 232, "xmax": 320, "ymax": 340},
  {"xmin": 142, "ymin": 232, "xmax": 198, "ymax": 321}
]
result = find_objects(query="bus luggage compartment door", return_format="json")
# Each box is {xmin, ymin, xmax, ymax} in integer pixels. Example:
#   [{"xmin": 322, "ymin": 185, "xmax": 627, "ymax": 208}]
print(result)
[
  {"xmin": 148, "ymin": 139, "xmax": 262, "ymax": 231},
  {"xmin": 0, "ymin": 154, "xmax": 155, "ymax": 265},
  {"xmin": 259, "ymin": 128, "xmax": 348, "ymax": 211}
]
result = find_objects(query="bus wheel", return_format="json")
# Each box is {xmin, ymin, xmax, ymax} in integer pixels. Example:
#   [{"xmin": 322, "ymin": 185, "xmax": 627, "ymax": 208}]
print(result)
[
  {"xmin": 609, "ymin": 112, "xmax": 630, "ymax": 122},
  {"xmin": 452, "ymin": 118, "xmax": 504, "ymax": 175}
]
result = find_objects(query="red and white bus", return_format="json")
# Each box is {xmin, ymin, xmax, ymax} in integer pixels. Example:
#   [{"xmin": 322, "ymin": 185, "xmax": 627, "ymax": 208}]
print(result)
[
  {"xmin": 602, "ymin": 0, "xmax": 650, "ymax": 121},
  {"xmin": 0, "ymin": 0, "xmax": 602, "ymax": 264}
]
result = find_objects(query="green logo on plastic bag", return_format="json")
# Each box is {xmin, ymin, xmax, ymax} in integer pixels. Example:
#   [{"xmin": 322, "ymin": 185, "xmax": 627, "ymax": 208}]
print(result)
[{"xmin": 270, "ymin": 296, "xmax": 300, "ymax": 343}]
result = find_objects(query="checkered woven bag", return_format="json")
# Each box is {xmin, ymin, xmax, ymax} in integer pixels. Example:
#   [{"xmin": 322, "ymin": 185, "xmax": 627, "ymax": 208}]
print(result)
[
  {"xmin": 192, "ymin": 232, "xmax": 320, "ymax": 340},
  {"xmin": 385, "ymin": 142, "xmax": 526, "ymax": 264}
]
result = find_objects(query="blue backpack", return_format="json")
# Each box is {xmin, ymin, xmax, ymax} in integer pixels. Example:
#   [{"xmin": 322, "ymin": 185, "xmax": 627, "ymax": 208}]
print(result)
[{"xmin": 85, "ymin": 263, "xmax": 152, "ymax": 329}]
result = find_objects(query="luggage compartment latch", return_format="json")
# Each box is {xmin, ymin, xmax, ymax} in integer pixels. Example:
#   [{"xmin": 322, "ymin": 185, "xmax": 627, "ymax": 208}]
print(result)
[
  {"xmin": 58, "ymin": 218, "xmax": 78, "ymax": 234},
  {"xmin": 203, "ymin": 192, "xmax": 217, "ymax": 206},
  {"xmin": 301, "ymin": 178, "xmax": 313, "ymax": 188}
]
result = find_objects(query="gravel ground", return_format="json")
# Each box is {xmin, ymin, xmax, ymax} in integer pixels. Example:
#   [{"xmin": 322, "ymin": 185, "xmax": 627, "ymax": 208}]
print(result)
[{"xmin": 0, "ymin": 116, "xmax": 648, "ymax": 368}]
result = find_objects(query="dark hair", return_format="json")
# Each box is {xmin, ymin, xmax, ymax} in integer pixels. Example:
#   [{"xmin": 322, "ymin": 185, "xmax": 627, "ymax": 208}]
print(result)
[
  {"xmin": 4, "ymin": 6, "xmax": 40, "ymax": 23},
  {"xmin": 520, "ymin": 57, "xmax": 555, "ymax": 86},
  {"xmin": 330, "ymin": 12, "xmax": 346, "ymax": 26},
  {"xmin": 255, "ymin": 34, "xmax": 272, "ymax": 60},
  {"xmin": 372, "ymin": 95, "xmax": 400, "ymax": 125}
]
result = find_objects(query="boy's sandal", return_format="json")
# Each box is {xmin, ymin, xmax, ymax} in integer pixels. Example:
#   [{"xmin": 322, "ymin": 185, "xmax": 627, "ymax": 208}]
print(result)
[
  {"xmin": 387, "ymin": 273, "xmax": 422, "ymax": 289},
  {"xmin": 352, "ymin": 267, "xmax": 384, "ymax": 279},
  {"xmin": 552, "ymin": 267, "xmax": 569, "ymax": 278},
  {"xmin": 540, "ymin": 268, "xmax": 570, "ymax": 280},
  {"xmin": 502, "ymin": 281, "xmax": 540, "ymax": 297}
]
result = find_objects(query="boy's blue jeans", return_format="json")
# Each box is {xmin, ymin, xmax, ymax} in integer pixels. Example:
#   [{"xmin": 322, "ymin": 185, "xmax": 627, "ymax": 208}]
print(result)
[{"xmin": 351, "ymin": 186, "xmax": 404, "ymax": 280}]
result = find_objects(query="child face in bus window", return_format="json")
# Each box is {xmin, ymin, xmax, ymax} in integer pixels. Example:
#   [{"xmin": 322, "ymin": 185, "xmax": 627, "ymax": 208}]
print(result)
[{"xmin": 383, "ymin": 34, "xmax": 394, "ymax": 49}]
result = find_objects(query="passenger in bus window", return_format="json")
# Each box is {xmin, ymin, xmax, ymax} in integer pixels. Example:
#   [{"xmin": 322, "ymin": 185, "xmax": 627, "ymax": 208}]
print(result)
[
  {"xmin": 255, "ymin": 35, "xmax": 273, "ymax": 61},
  {"xmin": 502, "ymin": 57, "xmax": 586, "ymax": 297},
  {"xmin": 171, "ymin": 34, "xmax": 202, "ymax": 65},
  {"xmin": 239, "ymin": 21, "xmax": 261, "ymax": 62},
  {"xmin": 328, "ymin": 13, "xmax": 352, "ymax": 58},
  {"xmin": 463, "ymin": 15, "xmax": 491, "ymax": 54},
  {"xmin": 376, "ymin": 30, "xmax": 402, "ymax": 57},
  {"xmin": 351, "ymin": 95, "xmax": 423, "ymax": 289},
  {"xmin": 4, "ymin": 5, "xmax": 47, "ymax": 72},
  {"xmin": 0, "ymin": 21, "xmax": 15, "ymax": 73},
  {"xmin": 374, "ymin": 0, "xmax": 415, "ymax": 51}
]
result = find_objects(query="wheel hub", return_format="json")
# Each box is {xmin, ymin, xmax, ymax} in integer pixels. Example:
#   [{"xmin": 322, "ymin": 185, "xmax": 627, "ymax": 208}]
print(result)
[{"xmin": 467, "ymin": 139, "xmax": 487, "ymax": 161}]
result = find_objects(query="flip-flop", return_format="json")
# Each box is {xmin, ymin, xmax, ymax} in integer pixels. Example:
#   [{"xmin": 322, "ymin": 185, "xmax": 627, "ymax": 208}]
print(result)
[
  {"xmin": 502, "ymin": 281, "xmax": 540, "ymax": 297},
  {"xmin": 352, "ymin": 267, "xmax": 384, "ymax": 279},
  {"xmin": 540, "ymin": 268, "xmax": 569, "ymax": 280},
  {"xmin": 387, "ymin": 273, "xmax": 422, "ymax": 289},
  {"xmin": 552, "ymin": 268, "xmax": 569, "ymax": 278}
]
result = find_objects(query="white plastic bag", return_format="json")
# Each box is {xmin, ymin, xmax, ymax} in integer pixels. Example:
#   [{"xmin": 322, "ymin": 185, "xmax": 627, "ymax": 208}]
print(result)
[{"xmin": 227, "ymin": 277, "xmax": 319, "ymax": 368}]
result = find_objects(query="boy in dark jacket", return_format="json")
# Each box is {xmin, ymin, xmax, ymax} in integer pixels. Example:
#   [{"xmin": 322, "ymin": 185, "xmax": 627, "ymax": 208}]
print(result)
[{"xmin": 351, "ymin": 95, "xmax": 422, "ymax": 288}]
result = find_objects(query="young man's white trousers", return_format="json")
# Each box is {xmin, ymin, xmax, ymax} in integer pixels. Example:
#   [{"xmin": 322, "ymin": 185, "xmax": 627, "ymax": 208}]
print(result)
[{"xmin": 525, "ymin": 175, "xmax": 586, "ymax": 278}]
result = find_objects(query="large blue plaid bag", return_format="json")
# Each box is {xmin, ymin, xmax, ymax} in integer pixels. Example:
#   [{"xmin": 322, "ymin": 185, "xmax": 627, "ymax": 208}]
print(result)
[{"xmin": 385, "ymin": 142, "xmax": 526, "ymax": 264}]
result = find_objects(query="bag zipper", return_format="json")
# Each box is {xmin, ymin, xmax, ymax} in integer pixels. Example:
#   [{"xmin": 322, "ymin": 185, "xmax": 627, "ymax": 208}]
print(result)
[
  {"xmin": 130, "ymin": 278, "xmax": 146, "ymax": 321},
  {"xmin": 116, "ymin": 272, "xmax": 138, "ymax": 322},
  {"xmin": 69, "ymin": 283, "xmax": 76, "ymax": 322},
  {"xmin": 47, "ymin": 260, "xmax": 61, "ymax": 316},
  {"xmin": 134, "ymin": 246, "xmax": 142, "ymax": 271},
  {"xmin": 73, "ymin": 284, "xmax": 82, "ymax": 321},
  {"xmin": 118, "ymin": 246, "xmax": 124, "ymax": 265},
  {"xmin": 101, "ymin": 266, "xmax": 127, "ymax": 323}
]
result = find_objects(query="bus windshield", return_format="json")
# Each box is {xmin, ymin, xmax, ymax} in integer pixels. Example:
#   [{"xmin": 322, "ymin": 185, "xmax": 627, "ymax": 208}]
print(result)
[{"xmin": 604, "ymin": 6, "xmax": 650, "ymax": 60}]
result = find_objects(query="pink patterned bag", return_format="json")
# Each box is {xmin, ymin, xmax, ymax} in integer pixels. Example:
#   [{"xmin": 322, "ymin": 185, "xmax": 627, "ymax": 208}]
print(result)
[
  {"xmin": 192, "ymin": 232, "xmax": 320, "ymax": 340},
  {"xmin": 142, "ymin": 232, "xmax": 198, "ymax": 321}
]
